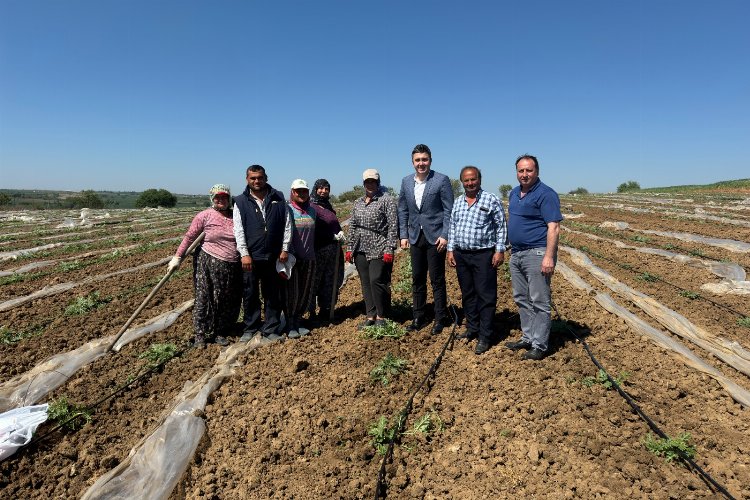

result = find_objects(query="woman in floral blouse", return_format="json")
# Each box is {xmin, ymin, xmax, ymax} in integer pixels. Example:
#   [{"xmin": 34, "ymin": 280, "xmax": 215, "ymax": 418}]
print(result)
[{"xmin": 345, "ymin": 169, "xmax": 399, "ymax": 327}]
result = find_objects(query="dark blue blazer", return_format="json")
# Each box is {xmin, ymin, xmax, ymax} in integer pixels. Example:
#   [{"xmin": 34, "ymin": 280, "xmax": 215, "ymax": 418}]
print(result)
[{"xmin": 397, "ymin": 170, "xmax": 454, "ymax": 245}]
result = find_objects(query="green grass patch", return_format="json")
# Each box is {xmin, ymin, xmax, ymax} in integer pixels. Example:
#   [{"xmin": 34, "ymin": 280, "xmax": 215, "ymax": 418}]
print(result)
[
  {"xmin": 738, "ymin": 317, "xmax": 750, "ymax": 329},
  {"xmin": 644, "ymin": 432, "xmax": 696, "ymax": 463},
  {"xmin": 370, "ymin": 353, "xmax": 408, "ymax": 386},
  {"xmin": 679, "ymin": 290, "xmax": 701, "ymax": 300}
]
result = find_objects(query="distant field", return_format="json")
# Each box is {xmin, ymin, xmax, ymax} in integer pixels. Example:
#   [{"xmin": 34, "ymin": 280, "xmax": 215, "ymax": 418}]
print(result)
[
  {"xmin": 0, "ymin": 189, "xmax": 208, "ymax": 209},
  {"xmin": 641, "ymin": 178, "xmax": 750, "ymax": 194}
]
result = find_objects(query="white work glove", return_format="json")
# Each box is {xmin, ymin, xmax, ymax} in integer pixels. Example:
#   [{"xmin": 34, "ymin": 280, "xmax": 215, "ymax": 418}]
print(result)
[
  {"xmin": 334, "ymin": 231, "xmax": 347, "ymax": 243},
  {"xmin": 167, "ymin": 256, "xmax": 182, "ymax": 273}
]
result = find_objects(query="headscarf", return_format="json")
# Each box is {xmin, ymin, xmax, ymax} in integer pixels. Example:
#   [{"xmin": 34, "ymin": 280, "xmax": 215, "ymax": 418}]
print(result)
[
  {"xmin": 311, "ymin": 178, "xmax": 335, "ymax": 213},
  {"xmin": 209, "ymin": 184, "xmax": 231, "ymax": 211}
]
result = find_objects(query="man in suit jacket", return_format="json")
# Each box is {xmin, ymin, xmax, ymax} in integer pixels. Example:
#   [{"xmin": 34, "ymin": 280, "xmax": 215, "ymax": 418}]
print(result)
[{"xmin": 398, "ymin": 144, "xmax": 455, "ymax": 334}]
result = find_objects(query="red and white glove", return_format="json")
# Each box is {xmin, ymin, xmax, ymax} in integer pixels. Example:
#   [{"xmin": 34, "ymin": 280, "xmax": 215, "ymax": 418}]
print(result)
[{"xmin": 382, "ymin": 253, "xmax": 393, "ymax": 264}]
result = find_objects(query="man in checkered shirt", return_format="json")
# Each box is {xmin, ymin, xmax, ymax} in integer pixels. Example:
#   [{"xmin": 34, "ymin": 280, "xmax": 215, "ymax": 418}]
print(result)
[{"xmin": 447, "ymin": 165, "xmax": 508, "ymax": 355}]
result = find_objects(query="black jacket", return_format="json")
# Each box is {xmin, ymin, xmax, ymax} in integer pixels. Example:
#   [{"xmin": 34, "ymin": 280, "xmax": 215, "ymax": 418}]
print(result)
[{"xmin": 234, "ymin": 184, "xmax": 287, "ymax": 261}]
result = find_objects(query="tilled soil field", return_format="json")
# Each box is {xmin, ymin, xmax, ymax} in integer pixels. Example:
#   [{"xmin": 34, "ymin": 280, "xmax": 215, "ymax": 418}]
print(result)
[{"xmin": 1, "ymin": 195, "xmax": 749, "ymax": 499}]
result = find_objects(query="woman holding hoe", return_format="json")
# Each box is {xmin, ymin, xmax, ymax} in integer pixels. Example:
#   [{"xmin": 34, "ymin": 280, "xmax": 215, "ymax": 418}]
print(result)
[{"xmin": 168, "ymin": 184, "xmax": 242, "ymax": 348}]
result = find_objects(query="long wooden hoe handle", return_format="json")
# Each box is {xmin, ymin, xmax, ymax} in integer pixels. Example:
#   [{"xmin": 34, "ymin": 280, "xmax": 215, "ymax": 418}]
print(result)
[{"xmin": 106, "ymin": 232, "xmax": 206, "ymax": 352}]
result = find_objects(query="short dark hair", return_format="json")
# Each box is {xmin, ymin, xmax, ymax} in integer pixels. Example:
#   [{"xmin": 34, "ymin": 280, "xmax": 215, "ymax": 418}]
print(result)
[
  {"xmin": 460, "ymin": 165, "xmax": 481, "ymax": 181},
  {"xmin": 246, "ymin": 164, "xmax": 267, "ymax": 179},
  {"xmin": 412, "ymin": 144, "xmax": 432, "ymax": 160},
  {"xmin": 515, "ymin": 154, "xmax": 539, "ymax": 171}
]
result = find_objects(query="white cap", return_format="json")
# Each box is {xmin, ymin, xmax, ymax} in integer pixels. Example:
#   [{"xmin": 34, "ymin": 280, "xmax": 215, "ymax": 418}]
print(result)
[
  {"xmin": 291, "ymin": 179, "xmax": 309, "ymax": 190},
  {"xmin": 362, "ymin": 169, "xmax": 380, "ymax": 181}
]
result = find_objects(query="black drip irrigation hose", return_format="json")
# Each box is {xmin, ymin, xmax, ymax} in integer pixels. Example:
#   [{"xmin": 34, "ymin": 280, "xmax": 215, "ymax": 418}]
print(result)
[
  {"xmin": 551, "ymin": 301, "xmax": 737, "ymax": 500},
  {"xmin": 28, "ymin": 342, "xmax": 194, "ymax": 447},
  {"xmin": 562, "ymin": 240, "xmax": 748, "ymax": 318},
  {"xmin": 373, "ymin": 306, "xmax": 459, "ymax": 499}
]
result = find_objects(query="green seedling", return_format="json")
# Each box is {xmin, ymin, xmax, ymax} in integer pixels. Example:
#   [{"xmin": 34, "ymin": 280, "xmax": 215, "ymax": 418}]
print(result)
[
  {"xmin": 393, "ymin": 279, "xmax": 411, "ymax": 295},
  {"xmin": 57, "ymin": 260, "xmax": 85, "ymax": 272},
  {"xmin": 370, "ymin": 353, "xmax": 408, "ymax": 386},
  {"xmin": 138, "ymin": 343, "xmax": 179, "ymax": 369},
  {"xmin": 64, "ymin": 291, "xmax": 110, "ymax": 315},
  {"xmin": 619, "ymin": 263, "xmax": 633, "ymax": 270},
  {"xmin": 47, "ymin": 396, "xmax": 92, "ymax": 431},
  {"xmin": 499, "ymin": 261, "xmax": 512, "ymax": 281},
  {"xmin": 631, "ymin": 235, "xmax": 651, "ymax": 243},
  {"xmin": 688, "ymin": 249, "xmax": 706, "ymax": 258},
  {"xmin": 636, "ymin": 272, "xmax": 659, "ymax": 283},
  {"xmin": 581, "ymin": 369, "xmax": 629, "ymax": 390},
  {"xmin": 679, "ymin": 290, "xmax": 700, "ymax": 300},
  {"xmin": 0, "ymin": 325, "xmax": 42, "ymax": 344},
  {"xmin": 361, "ymin": 320, "xmax": 406, "ymax": 340},
  {"xmin": 406, "ymin": 411, "xmax": 444, "ymax": 437},
  {"xmin": 738, "ymin": 317, "xmax": 750, "ymax": 329},
  {"xmin": 368, "ymin": 416, "xmax": 401, "ymax": 455},
  {"xmin": 644, "ymin": 432, "xmax": 696, "ymax": 463}
]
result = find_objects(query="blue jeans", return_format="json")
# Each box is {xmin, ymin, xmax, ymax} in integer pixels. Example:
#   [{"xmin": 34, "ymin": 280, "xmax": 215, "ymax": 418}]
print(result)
[{"xmin": 510, "ymin": 247, "xmax": 554, "ymax": 351}]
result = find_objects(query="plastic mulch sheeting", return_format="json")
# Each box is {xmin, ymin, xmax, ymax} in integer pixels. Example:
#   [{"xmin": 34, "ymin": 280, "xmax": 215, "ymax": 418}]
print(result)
[
  {"xmin": 561, "ymin": 246, "xmax": 750, "ymax": 378},
  {"xmin": 81, "ymin": 336, "xmax": 269, "ymax": 500},
  {"xmin": 0, "ymin": 300, "xmax": 193, "ymax": 413},
  {"xmin": 597, "ymin": 221, "xmax": 750, "ymax": 253},
  {"xmin": 562, "ymin": 226, "xmax": 746, "ymax": 282},
  {"xmin": 0, "ymin": 257, "xmax": 169, "ymax": 312},
  {"xmin": 557, "ymin": 261, "xmax": 750, "ymax": 408}
]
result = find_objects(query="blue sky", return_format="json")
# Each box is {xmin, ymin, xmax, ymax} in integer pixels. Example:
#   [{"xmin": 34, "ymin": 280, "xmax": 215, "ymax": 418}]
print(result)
[{"xmin": 1, "ymin": 0, "xmax": 748, "ymax": 196}]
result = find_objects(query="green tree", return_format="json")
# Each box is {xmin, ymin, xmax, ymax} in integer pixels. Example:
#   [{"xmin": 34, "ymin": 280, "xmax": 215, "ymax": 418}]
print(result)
[
  {"xmin": 0, "ymin": 193, "xmax": 11, "ymax": 206},
  {"xmin": 569, "ymin": 187, "xmax": 589, "ymax": 195},
  {"xmin": 450, "ymin": 178, "xmax": 463, "ymax": 198},
  {"xmin": 617, "ymin": 181, "xmax": 641, "ymax": 193},
  {"xmin": 499, "ymin": 184, "xmax": 513, "ymax": 198},
  {"xmin": 69, "ymin": 190, "xmax": 104, "ymax": 209},
  {"xmin": 135, "ymin": 188, "xmax": 177, "ymax": 208},
  {"xmin": 336, "ymin": 185, "xmax": 365, "ymax": 203}
]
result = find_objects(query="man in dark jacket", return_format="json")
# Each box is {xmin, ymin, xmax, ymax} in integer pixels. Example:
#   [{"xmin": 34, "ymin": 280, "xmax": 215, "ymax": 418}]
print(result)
[
  {"xmin": 398, "ymin": 144, "xmax": 454, "ymax": 334},
  {"xmin": 233, "ymin": 164, "xmax": 291, "ymax": 341}
]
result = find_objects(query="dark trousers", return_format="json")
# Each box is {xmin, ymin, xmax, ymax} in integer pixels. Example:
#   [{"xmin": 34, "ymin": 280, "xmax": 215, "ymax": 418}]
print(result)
[
  {"xmin": 354, "ymin": 253, "xmax": 392, "ymax": 319},
  {"xmin": 193, "ymin": 250, "xmax": 242, "ymax": 340},
  {"xmin": 454, "ymin": 248, "xmax": 497, "ymax": 343},
  {"xmin": 410, "ymin": 231, "xmax": 448, "ymax": 322},
  {"xmin": 242, "ymin": 259, "xmax": 282, "ymax": 335}
]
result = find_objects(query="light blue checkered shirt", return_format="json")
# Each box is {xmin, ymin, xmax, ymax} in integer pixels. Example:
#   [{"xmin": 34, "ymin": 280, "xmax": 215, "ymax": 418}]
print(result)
[{"xmin": 447, "ymin": 189, "xmax": 508, "ymax": 252}]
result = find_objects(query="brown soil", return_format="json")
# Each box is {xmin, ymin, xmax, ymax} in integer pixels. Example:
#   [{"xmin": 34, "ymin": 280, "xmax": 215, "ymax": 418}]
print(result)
[{"xmin": 1, "ymin": 201, "xmax": 749, "ymax": 499}]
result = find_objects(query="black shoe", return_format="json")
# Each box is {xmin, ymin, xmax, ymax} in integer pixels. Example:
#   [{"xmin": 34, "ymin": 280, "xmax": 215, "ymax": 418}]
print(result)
[
  {"xmin": 505, "ymin": 340, "xmax": 532, "ymax": 351},
  {"xmin": 475, "ymin": 341, "xmax": 490, "ymax": 355},
  {"xmin": 456, "ymin": 331, "xmax": 478, "ymax": 341},
  {"xmin": 431, "ymin": 318, "xmax": 452, "ymax": 335},
  {"xmin": 358, "ymin": 319, "xmax": 376, "ymax": 330},
  {"xmin": 212, "ymin": 336, "xmax": 230, "ymax": 346},
  {"xmin": 522, "ymin": 348, "xmax": 546, "ymax": 360},
  {"xmin": 407, "ymin": 318, "xmax": 426, "ymax": 331}
]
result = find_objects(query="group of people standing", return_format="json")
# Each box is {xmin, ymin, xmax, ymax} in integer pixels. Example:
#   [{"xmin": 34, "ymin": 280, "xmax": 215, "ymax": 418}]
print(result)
[
  {"xmin": 171, "ymin": 144, "xmax": 562, "ymax": 360},
  {"xmin": 346, "ymin": 145, "xmax": 562, "ymax": 359},
  {"xmin": 170, "ymin": 166, "xmax": 344, "ymax": 347}
]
